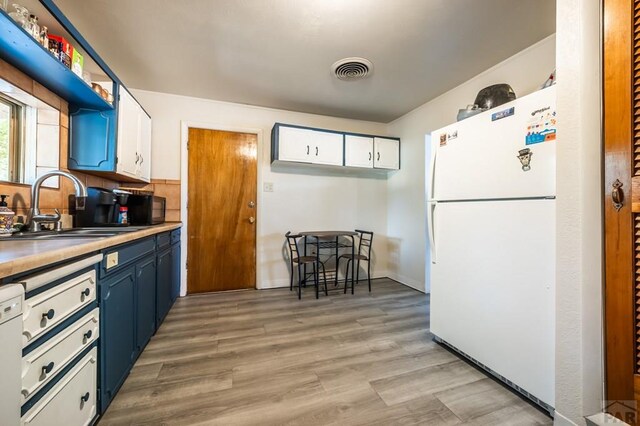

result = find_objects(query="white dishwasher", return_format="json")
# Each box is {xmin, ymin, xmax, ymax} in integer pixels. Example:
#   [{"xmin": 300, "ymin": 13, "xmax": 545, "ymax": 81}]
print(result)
[{"xmin": 0, "ymin": 284, "xmax": 25, "ymax": 426}]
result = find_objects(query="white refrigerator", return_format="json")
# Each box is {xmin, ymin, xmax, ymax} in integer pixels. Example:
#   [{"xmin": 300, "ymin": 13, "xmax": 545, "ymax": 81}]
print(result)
[{"xmin": 427, "ymin": 86, "xmax": 556, "ymax": 412}]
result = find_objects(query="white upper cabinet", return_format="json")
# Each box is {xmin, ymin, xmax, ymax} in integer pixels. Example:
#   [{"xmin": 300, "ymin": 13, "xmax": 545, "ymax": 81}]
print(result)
[
  {"xmin": 116, "ymin": 87, "xmax": 140, "ymax": 179},
  {"xmin": 345, "ymin": 135, "xmax": 374, "ymax": 168},
  {"xmin": 278, "ymin": 126, "xmax": 317, "ymax": 163},
  {"xmin": 272, "ymin": 123, "xmax": 399, "ymax": 172},
  {"xmin": 374, "ymin": 137, "xmax": 400, "ymax": 170},
  {"xmin": 277, "ymin": 126, "xmax": 343, "ymax": 166},
  {"xmin": 312, "ymin": 131, "xmax": 343, "ymax": 166},
  {"xmin": 138, "ymin": 112, "xmax": 152, "ymax": 182},
  {"xmin": 116, "ymin": 87, "xmax": 152, "ymax": 182}
]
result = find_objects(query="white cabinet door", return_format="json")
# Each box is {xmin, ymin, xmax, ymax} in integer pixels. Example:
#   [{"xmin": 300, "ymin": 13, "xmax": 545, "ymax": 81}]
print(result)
[
  {"xmin": 116, "ymin": 88, "xmax": 141, "ymax": 179},
  {"xmin": 138, "ymin": 110, "xmax": 152, "ymax": 182},
  {"xmin": 278, "ymin": 126, "xmax": 314, "ymax": 163},
  {"xmin": 312, "ymin": 131, "xmax": 343, "ymax": 166},
  {"xmin": 374, "ymin": 137, "xmax": 400, "ymax": 170},
  {"xmin": 345, "ymin": 135, "xmax": 373, "ymax": 168},
  {"xmin": 22, "ymin": 348, "xmax": 97, "ymax": 426}
]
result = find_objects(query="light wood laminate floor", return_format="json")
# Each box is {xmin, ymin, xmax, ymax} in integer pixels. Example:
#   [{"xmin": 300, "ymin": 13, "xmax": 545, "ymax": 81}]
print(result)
[{"xmin": 100, "ymin": 279, "xmax": 552, "ymax": 425}]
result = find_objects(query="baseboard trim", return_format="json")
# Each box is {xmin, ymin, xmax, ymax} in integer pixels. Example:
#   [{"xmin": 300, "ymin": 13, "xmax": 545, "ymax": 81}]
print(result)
[{"xmin": 386, "ymin": 272, "xmax": 426, "ymax": 293}]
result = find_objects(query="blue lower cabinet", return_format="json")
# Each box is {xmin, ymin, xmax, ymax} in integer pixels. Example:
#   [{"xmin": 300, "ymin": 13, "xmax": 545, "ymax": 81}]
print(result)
[
  {"xmin": 99, "ymin": 265, "xmax": 136, "ymax": 413},
  {"xmin": 136, "ymin": 255, "xmax": 157, "ymax": 352},
  {"xmin": 98, "ymin": 232, "xmax": 181, "ymax": 414},
  {"xmin": 156, "ymin": 247, "xmax": 172, "ymax": 325},
  {"xmin": 170, "ymin": 243, "xmax": 181, "ymax": 303}
]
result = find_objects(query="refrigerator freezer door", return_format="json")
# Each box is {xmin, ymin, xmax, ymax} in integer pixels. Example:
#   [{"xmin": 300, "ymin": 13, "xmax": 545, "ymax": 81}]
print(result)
[
  {"xmin": 430, "ymin": 199, "xmax": 555, "ymax": 406},
  {"xmin": 432, "ymin": 86, "xmax": 556, "ymax": 201}
]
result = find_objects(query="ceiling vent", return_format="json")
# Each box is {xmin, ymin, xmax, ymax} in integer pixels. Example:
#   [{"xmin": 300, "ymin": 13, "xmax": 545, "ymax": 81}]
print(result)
[{"xmin": 331, "ymin": 57, "xmax": 373, "ymax": 81}]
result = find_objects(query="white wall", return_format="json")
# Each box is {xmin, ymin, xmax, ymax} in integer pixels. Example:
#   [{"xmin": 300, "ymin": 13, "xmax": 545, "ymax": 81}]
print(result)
[
  {"xmin": 386, "ymin": 34, "xmax": 556, "ymax": 292},
  {"xmin": 554, "ymin": 0, "xmax": 603, "ymax": 424},
  {"xmin": 131, "ymin": 89, "xmax": 389, "ymax": 290}
]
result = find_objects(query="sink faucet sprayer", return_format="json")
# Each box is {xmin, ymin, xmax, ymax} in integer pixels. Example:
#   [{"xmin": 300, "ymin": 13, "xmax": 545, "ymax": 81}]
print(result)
[{"xmin": 29, "ymin": 170, "xmax": 88, "ymax": 232}]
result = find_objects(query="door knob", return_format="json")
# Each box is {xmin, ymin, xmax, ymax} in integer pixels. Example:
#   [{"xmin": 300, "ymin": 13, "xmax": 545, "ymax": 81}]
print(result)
[
  {"xmin": 248, "ymin": 201, "xmax": 255, "ymax": 208},
  {"xmin": 249, "ymin": 217, "xmax": 255, "ymax": 224}
]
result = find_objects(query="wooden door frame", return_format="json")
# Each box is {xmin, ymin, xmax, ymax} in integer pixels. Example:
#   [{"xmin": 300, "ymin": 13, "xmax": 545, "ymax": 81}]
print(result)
[{"xmin": 179, "ymin": 121, "xmax": 264, "ymax": 296}]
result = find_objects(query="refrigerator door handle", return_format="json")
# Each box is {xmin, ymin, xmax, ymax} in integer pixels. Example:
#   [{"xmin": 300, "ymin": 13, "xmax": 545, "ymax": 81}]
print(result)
[
  {"xmin": 428, "ymin": 141, "xmax": 438, "ymax": 200},
  {"xmin": 427, "ymin": 201, "xmax": 437, "ymax": 264}
]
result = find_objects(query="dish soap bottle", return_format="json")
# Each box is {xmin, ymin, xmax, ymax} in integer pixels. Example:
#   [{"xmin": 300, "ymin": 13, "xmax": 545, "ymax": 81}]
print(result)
[{"xmin": 0, "ymin": 195, "xmax": 15, "ymax": 235}]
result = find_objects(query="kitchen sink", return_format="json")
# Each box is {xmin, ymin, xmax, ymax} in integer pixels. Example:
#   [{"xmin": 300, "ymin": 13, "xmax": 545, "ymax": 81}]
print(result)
[{"xmin": 1, "ymin": 226, "xmax": 150, "ymax": 241}]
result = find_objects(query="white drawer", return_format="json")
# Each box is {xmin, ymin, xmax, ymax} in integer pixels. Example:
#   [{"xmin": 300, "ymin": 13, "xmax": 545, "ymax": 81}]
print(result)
[
  {"xmin": 22, "ymin": 347, "xmax": 97, "ymax": 426},
  {"xmin": 22, "ymin": 308, "xmax": 99, "ymax": 403},
  {"xmin": 23, "ymin": 270, "xmax": 96, "ymax": 347}
]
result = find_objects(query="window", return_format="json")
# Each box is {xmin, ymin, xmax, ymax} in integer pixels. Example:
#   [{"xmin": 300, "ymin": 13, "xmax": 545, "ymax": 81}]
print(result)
[{"xmin": 0, "ymin": 95, "xmax": 23, "ymax": 182}]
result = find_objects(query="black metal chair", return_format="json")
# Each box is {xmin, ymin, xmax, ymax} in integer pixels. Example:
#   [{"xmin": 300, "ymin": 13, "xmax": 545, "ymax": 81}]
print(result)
[
  {"xmin": 338, "ymin": 230, "xmax": 373, "ymax": 293},
  {"xmin": 285, "ymin": 231, "xmax": 327, "ymax": 299}
]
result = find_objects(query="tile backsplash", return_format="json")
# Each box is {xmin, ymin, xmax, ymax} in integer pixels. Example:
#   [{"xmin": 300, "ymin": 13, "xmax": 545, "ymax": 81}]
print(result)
[{"xmin": 120, "ymin": 179, "xmax": 181, "ymax": 222}]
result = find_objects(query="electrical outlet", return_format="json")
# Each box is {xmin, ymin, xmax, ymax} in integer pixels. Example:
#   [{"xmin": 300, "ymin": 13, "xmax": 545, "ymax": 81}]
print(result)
[
  {"xmin": 263, "ymin": 182, "xmax": 274, "ymax": 192},
  {"xmin": 106, "ymin": 252, "xmax": 119, "ymax": 270}
]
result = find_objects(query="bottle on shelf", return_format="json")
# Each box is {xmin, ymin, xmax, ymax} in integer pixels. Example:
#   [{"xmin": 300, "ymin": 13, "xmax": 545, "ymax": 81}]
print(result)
[{"xmin": 40, "ymin": 25, "xmax": 48, "ymax": 48}]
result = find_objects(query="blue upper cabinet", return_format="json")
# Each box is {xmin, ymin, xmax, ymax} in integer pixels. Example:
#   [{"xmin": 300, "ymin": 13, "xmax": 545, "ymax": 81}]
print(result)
[{"xmin": 0, "ymin": 0, "xmax": 151, "ymax": 182}]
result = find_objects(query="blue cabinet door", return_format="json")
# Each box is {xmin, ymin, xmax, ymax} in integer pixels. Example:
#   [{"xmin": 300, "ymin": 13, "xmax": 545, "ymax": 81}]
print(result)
[
  {"xmin": 136, "ymin": 255, "xmax": 156, "ymax": 352},
  {"xmin": 171, "ymin": 242, "xmax": 181, "ymax": 303},
  {"xmin": 156, "ymin": 248, "xmax": 172, "ymax": 326},
  {"xmin": 68, "ymin": 107, "xmax": 117, "ymax": 171},
  {"xmin": 100, "ymin": 265, "xmax": 136, "ymax": 413}
]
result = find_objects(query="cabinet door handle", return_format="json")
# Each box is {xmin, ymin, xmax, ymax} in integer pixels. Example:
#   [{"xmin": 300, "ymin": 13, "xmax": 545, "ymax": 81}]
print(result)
[
  {"xmin": 81, "ymin": 392, "xmax": 90, "ymax": 403},
  {"xmin": 306, "ymin": 145, "xmax": 309, "ymax": 155},
  {"xmin": 42, "ymin": 309, "xmax": 55, "ymax": 320},
  {"xmin": 369, "ymin": 152, "xmax": 372, "ymax": 161},
  {"xmin": 612, "ymin": 179, "xmax": 624, "ymax": 211},
  {"xmin": 140, "ymin": 155, "xmax": 144, "ymax": 165},
  {"xmin": 315, "ymin": 146, "xmax": 318, "ymax": 156},
  {"xmin": 84, "ymin": 330, "xmax": 93, "ymax": 341},
  {"xmin": 42, "ymin": 361, "xmax": 54, "ymax": 375},
  {"xmin": 377, "ymin": 152, "xmax": 380, "ymax": 161},
  {"xmin": 81, "ymin": 288, "xmax": 90, "ymax": 297}
]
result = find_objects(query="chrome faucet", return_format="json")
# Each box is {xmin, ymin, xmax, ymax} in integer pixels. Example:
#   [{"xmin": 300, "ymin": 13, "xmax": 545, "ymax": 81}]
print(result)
[{"xmin": 29, "ymin": 170, "xmax": 88, "ymax": 232}]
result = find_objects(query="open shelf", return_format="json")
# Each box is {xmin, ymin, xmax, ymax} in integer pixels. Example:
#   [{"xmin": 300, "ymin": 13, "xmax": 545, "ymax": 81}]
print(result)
[{"xmin": 0, "ymin": 9, "xmax": 113, "ymax": 110}]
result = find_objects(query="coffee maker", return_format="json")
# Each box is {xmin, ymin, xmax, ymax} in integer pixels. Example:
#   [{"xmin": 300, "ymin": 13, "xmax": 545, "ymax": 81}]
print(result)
[{"xmin": 72, "ymin": 187, "xmax": 131, "ymax": 227}]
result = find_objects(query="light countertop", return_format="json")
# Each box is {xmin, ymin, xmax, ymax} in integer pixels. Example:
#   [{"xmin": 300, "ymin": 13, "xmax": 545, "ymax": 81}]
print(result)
[{"xmin": 0, "ymin": 222, "xmax": 182, "ymax": 279}]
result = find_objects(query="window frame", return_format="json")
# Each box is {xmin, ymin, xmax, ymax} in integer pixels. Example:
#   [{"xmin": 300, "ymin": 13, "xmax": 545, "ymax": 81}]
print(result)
[{"xmin": 0, "ymin": 93, "xmax": 25, "ymax": 183}]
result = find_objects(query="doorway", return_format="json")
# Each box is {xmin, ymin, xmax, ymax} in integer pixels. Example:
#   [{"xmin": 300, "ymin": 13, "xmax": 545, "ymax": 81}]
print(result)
[
  {"xmin": 603, "ymin": 0, "xmax": 640, "ymax": 423},
  {"xmin": 186, "ymin": 127, "xmax": 258, "ymax": 294}
]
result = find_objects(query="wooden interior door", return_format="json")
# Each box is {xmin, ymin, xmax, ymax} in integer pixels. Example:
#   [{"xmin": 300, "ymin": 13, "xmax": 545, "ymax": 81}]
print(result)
[
  {"xmin": 187, "ymin": 128, "xmax": 257, "ymax": 293},
  {"xmin": 604, "ymin": 0, "xmax": 640, "ymax": 423}
]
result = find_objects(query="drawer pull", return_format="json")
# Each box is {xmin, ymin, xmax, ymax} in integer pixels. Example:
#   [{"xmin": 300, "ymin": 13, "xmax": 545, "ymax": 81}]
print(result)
[
  {"xmin": 42, "ymin": 362, "xmax": 54, "ymax": 375},
  {"xmin": 83, "ymin": 330, "xmax": 92, "ymax": 340},
  {"xmin": 42, "ymin": 309, "xmax": 55, "ymax": 320},
  {"xmin": 81, "ymin": 392, "xmax": 90, "ymax": 403},
  {"xmin": 81, "ymin": 288, "xmax": 91, "ymax": 297}
]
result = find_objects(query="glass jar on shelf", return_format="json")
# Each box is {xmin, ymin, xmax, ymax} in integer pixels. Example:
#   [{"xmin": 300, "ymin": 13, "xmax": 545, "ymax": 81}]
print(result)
[{"xmin": 8, "ymin": 4, "xmax": 28, "ymax": 27}]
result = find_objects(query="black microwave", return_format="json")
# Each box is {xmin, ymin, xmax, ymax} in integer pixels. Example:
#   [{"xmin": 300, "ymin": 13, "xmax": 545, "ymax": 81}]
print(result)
[{"xmin": 127, "ymin": 195, "xmax": 166, "ymax": 225}]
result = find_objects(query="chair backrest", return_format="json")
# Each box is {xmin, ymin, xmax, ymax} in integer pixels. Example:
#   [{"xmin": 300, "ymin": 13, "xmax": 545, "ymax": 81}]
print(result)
[
  {"xmin": 355, "ymin": 229, "xmax": 374, "ymax": 258},
  {"xmin": 285, "ymin": 231, "xmax": 302, "ymax": 258}
]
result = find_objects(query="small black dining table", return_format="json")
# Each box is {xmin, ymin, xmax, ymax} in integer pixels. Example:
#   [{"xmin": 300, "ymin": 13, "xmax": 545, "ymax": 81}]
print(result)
[{"xmin": 298, "ymin": 230, "xmax": 358, "ymax": 294}]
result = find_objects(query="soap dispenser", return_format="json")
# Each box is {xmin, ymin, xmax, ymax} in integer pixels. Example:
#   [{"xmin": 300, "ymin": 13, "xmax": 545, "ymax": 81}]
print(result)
[{"xmin": 0, "ymin": 195, "xmax": 15, "ymax": 235}]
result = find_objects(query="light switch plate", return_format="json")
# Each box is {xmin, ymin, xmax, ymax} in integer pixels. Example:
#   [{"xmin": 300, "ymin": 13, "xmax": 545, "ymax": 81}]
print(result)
[
  {"xmin": 263, "ymin": 182, "xmax": 274, "ymax": 192},
  {"xmin": 106, "ymin": 252, "xmax": 119, "ymax": 270}
]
